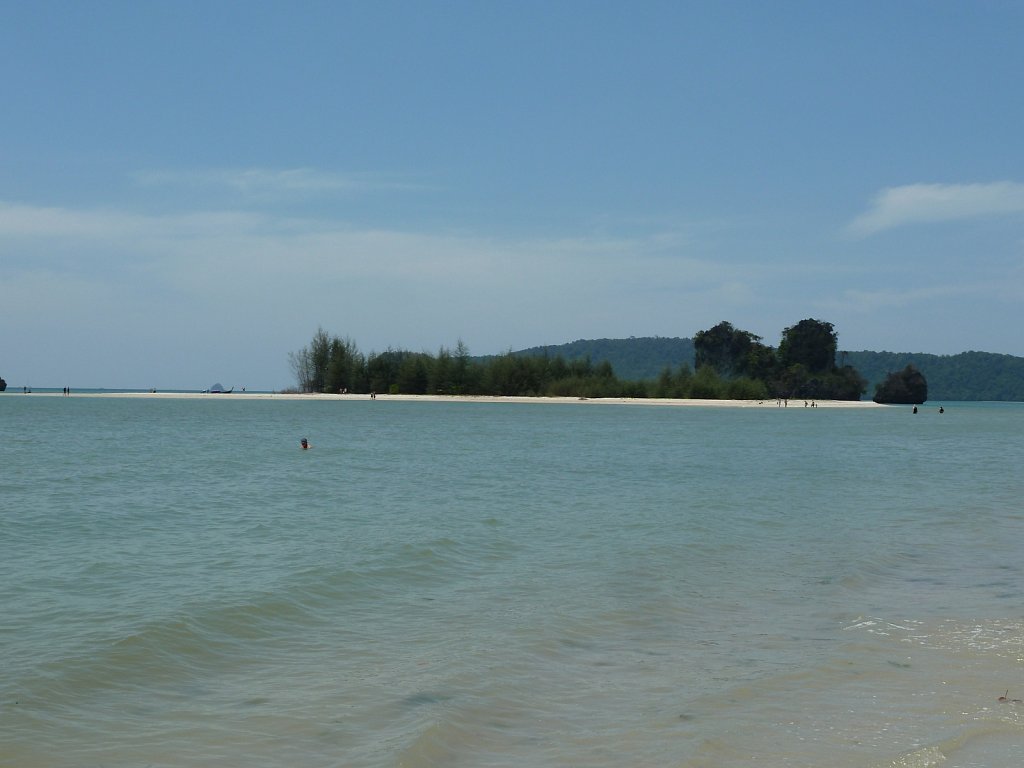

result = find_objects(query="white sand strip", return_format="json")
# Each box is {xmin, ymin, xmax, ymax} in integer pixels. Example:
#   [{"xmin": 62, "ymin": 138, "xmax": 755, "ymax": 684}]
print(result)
[{"xmin": 65, "ymin": 391, "xmax": 885, "ymax": 407}]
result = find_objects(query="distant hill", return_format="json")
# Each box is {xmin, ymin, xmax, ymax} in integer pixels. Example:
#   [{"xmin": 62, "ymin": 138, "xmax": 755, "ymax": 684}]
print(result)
[
  {"xmin": 491, "ymin": 338, "xmax": 1024, "ymax": 401},
  {"xmin": 504, "ymin": 337, "xmax": 696, "ymax": 382},
  {"xmin": 843, "ymin": 350, "xmax": 1024, "ymax": 402}
]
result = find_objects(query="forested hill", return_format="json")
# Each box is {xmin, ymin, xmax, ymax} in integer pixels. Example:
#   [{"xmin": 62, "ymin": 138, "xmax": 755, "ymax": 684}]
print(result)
[
  {"xmin": 501, "ymin": 338, "xmax": 1024, "ymax": 401},
  {"xmin": 843, "ymin": 351, "xmax": 1024, "ymax": 402},
  {"xmin": 509, "ymin": 337, "xmax": 696, "ymax": 382}
]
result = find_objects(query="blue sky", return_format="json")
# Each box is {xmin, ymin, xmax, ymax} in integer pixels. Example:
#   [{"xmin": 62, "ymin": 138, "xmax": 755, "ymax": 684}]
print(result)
[{"xmin": 2, "ymin": 1, "xmax": 1023, "ymax": 390}]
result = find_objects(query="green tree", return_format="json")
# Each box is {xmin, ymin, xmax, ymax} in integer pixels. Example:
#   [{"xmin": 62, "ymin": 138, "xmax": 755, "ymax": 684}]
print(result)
[
  {"xmin": 308, "ymin": 327, "xmax": 332, "ymax": 392},
  {"xmin": 288, "ymin": 345, "xmax": 313, "ymax": 392},
  {"xmin": 745, "ymin": 343, "xmax": 780, "ymax": 384},
  {"xmin": 726, "ymin": 377, "xmax": 769, "ymax": 400},
  {"xmin": 547, "ymin": 355, "xmax": 569, "ymax": 382},
  {"xmin": 568, "ymin": 356, "xmax": 594, "ymax": 379},
  {"xmin": 451, "ymin": 339, "xmax": 485, "ymax": 394},
  {"xmin": 673, "ymin": 365, "xmax": 694, "ymax": 397},
  {"xmin": 778, "ymin": 319, "xmax": 837, "ymax": 373},
  {"xmin": 430, "ymin": 346, "xmax": 454, "ymax": 394},
  {"xmin": 689, "ymin": 364, "xmax": 724, "ymax": 399},
  {"xmin": 289, "ymin": 326, "xmax": 334, "ymax": 392},
  {"xmin": 653, "ymin": 366, "xmax": 675, "ymax": 398},
  {"xmin": 483, "ymin": 352, "xmax": 523, "ymax": 395},
  {"xmin": 827, "ymin": 365, "xmax": 868, "ymax": 401},
  {"xmin": 325, "ymin": 336, "xmax": 361, "ymax": 393},
  {"xmin": 694, "ymin": 321, "xmax": 764, "ymax": 377},
  {"xmin": 366, "ymin": 349, "xmax": 404, "ymax": 393},
  {"xmin": 397, "ymin": 354, "xmax": 430, "ymax": 394},
  {"xmin": 775, "ymin": 363, "xmax": 807, "ymax": 399}
]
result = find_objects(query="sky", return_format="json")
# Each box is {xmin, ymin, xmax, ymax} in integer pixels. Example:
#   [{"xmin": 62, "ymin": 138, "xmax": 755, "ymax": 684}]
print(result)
[{"xmin": 2, "ymin": 1, "xmax": 1023, "ymax": 390}]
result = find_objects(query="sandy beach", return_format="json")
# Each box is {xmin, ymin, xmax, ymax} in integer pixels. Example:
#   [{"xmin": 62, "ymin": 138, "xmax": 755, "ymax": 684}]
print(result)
[{"xmin": 57, "ymin": 391, "xmax": 886, "ymax": 408}]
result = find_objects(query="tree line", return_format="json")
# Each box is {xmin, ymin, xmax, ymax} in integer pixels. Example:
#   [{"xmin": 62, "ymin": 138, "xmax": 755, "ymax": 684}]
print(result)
[
  {"xmin": 844, "ymin": 350, "xmax": 1024, "ymax": 401},
  {"xmin": 690, "ymin": 319, "xmax": 866, "ymax": 400},
  {"xmin": 494, "ymin": 337, "xmax": 1024, "ymax": 401},
  {"xmin": 289, "ymin": 318, "xmax": 867, "ymax": 400},
  {"xmin": 288, "ymin": 328, "xmax": 647, "ymax": 398}
]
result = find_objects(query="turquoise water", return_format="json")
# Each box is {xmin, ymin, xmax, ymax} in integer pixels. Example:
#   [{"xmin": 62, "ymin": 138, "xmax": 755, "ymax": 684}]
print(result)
[{"xmin": 2, "ymin": 395, "xmax": 1023, "ymax": 767}]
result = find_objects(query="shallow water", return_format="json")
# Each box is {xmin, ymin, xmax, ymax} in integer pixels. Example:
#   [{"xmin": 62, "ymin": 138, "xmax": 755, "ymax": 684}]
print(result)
[{"xmin": 2, "ymin": 395, "xmax": 1022, "ymax": 767}]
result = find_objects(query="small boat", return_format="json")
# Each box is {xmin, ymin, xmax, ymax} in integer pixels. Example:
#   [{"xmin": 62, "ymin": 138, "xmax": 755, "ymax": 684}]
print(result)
[{"xmin": 206, "ymin": 383, "xmax": 233, "ymax": 394}]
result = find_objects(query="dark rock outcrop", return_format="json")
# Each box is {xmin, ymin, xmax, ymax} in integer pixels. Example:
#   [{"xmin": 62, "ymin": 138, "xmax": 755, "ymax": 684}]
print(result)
[{"xmin": 873, "ymin": 365, "xmax": 928, "ymax": 404}]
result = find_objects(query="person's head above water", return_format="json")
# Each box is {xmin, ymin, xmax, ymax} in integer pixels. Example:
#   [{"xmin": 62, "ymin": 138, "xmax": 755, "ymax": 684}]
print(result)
[{"xmin": 300, "ymin": 438, "xmax": 309, "ymax": 449}]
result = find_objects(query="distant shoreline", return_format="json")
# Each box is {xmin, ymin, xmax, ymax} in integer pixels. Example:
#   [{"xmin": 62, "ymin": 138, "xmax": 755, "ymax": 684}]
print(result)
[{"xmin": 9, "ymin": 391, "xmax": 886, "ymax": 408}]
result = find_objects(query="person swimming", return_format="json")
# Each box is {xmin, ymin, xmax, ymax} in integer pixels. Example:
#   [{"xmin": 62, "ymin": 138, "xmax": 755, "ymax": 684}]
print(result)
[{"xmin": 300, "ymin": 438, "xmax": 310, "ymax": 450}]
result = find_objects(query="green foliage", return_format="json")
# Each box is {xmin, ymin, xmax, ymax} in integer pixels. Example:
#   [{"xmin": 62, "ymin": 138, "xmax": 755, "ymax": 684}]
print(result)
[
  {"xmin": 725, "ymin": 377, "xmax": 770, "ymax": 400},
  {"xmin": 651, "ymin": 364, "xmax": 692, "ymax": 398},
  {"xmin": 689, "ymin": 365, "xmax": 724, "ymax": 399},
  {"xmin": 778, "ymin": 319, "xmax": 838, "ymax": 373},
  {"xmin": 828, "ymin": 366, "xmax": 869, "ymax": 400},
  {"xmin": 290, "ymin": 330, "xmax": 665, "ymax": 399},
  {"xmin": 430, "ymin": 346, "xmax": 454, "ymax": 394},
  {"xmin": 325, "ymin": 336, "xmax": 360, "ymax": 393},
  {"xmin": 745, "ymin": 343, "xmax": 780, "ymax": 383},
  {"xmin": 772, "ymin": 362, "xmax": 867, "ymax": 401},
  {"xmin": 873, "ymin": 365, "xmax": 928, "ymax": 404},
  {"xmin": 688, "ymin": 317, "xmax": 862, "ymax": 400},
  {"xmin": 474, "ymin": 337, "xmax": 1023, "ymax": 401},
  {"xmin": 451, "ymin": 339, "xmax": 478, "ymax": 394},
  {"xmin": 694, "ymin": 321, "xmax": 764, "ymax": 377},
  {"xmin": 366, "ymin": 349, "xmax": 405, "ymax": 394},
  {"xmin": 396, "ymin": 353, "xmax": 431, "ymax": 395},
  {"xmin": 845, "ymin": 350, "xmax": 1024, "ymax": 401},
  {"xmin": 531, "ymin": 339, "xmax": 1024, "ymax": 401},
  {"xmin": 297, "ymin": 315, "xmax": 1024, "ymax": 403},
  {"xmin": 292, "ymin": 327, "xmax": 348, "ymax": 393}
]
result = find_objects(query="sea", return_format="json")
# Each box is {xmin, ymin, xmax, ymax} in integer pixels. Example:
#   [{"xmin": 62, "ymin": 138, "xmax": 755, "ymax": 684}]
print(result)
[{"xmin": 2, "ymin": 393, "xmax": 1022, "ymax": 768}]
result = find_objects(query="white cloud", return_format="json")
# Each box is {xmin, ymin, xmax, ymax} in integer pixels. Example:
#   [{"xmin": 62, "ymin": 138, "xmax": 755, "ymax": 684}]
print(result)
[
  {"xmin": 815, "ymin": 277, "xmax": 1013, "ymax": 318},
  {"xmin": 847, "ymin": 181, "xmax": 1024, "ymax": 237},
  {"xmin": 831, "ymin": 285, "xmax": 964, "ymax": 312},
  {"xmin": 0, "ymin": 202, "xmax": 137, "ymax": 239},
  {"xmin": 0, "ymin": 200, "xmax": 733, "ymax": 353},
  {"xmin": 5, "ymin": 193, "xmax": 1022, "ymax": 385},
  {"xmin": 132, "ymin": 167, "xmax": 425, "ymax": 198},
  {"xmin": 0, "ymin": 201, "xmax": 266, "ymax": 242},
  {"xmin": 0, "ymin": 200, "xmax": 712, "ymax": 285}
]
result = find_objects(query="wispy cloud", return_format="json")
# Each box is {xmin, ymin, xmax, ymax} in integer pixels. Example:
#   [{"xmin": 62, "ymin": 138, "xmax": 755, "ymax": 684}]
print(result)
[
  {"xmin": 0, "ymin": 198, "xmax": 707, "ymax": 264},
  {"xmin": 0, "ymin": 202, "xmax": 138, "ymax": 239},
  {"xmin": 825, "ymin": 284, "xmax": 969, "ymax": 313},
  {"xmin": 0, "ymin": 200, "xmax": 718, "ymax": 300},
  {"xmin": 133, "ymin": 167, "xmax": 427, "ymax": 198},
  {"xmin": 1, "ymin": 198, "xmax": 750, "ymax": 367},
  {"xmin": 0, "ymin": 202, "xmax": 262, "ymax": 240},
  {"xmin": 847, "ymin": 181, "xmax": 1024, "ymax": 237}
]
